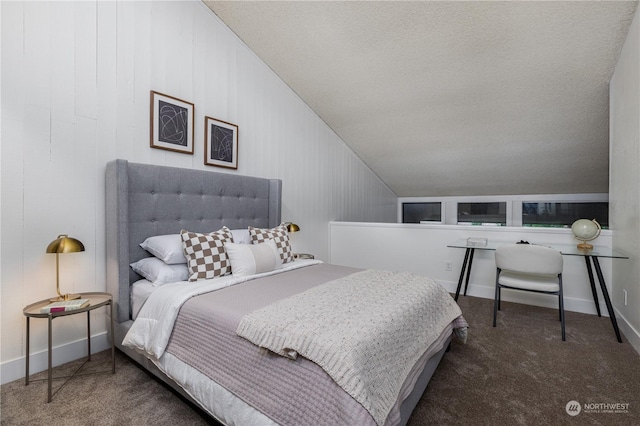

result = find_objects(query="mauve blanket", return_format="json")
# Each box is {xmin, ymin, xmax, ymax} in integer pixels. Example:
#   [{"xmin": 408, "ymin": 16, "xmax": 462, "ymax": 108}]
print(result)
[{"xmin": 164, "ymin": 264, "xmax": 466, "ymax": 426}]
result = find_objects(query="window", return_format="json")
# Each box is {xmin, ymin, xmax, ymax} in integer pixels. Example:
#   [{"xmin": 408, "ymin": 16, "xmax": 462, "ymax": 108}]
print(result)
[
  {"xmin": 522, "ymin": 202, "xmax": 609, "ymax": 229},
  {"xmin": 457, "ymin": 202, "xmax": 506, "ymax": 226},
  {"xmin": 397, "ymin": 194, "xmax": 608, "ymax": 227},
  {"xmin": 402, "ymin": 202, "xmax": 442, "ymax": 223}
]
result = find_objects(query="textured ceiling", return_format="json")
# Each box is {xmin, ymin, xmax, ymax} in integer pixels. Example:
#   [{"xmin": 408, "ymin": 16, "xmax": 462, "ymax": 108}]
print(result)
[{"xmin": 204, "ymin": 1, "xmax": 638, "ymax": 197}]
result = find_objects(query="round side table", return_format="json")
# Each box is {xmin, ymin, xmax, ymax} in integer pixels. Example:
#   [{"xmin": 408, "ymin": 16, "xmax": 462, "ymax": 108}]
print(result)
[{"xmin": 23, "ymin": 292, "xmax": 115, "ymax": 402}]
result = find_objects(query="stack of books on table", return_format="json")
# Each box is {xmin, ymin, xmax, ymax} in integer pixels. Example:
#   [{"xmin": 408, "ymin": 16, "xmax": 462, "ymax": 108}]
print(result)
[{"xmin": 40, "ymin": 299, "xmax": 90, "ymax": 313}]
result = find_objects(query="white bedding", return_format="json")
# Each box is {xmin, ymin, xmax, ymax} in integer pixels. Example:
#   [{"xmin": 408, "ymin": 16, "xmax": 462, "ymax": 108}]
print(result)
[
  {"xmin": 159, "ymin": 352, "xmax": 278, "ymax": 426},
  {"xmin": 122, "ymin": 259, "xmax": 322, "ymax": 359},
  {"xmin": 130, "ymin": 279, "xmax": 155, "ymax": 320}
]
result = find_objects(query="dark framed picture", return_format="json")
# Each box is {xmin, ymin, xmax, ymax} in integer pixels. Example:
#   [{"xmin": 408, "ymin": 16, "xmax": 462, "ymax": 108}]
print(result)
[
  {"xmin": 204, "ymin": 116, "xmax": 238, "ymax": 169},
  {"xmin": 150, "ymin": 90, "xmax": 194, "ymax": 154}
]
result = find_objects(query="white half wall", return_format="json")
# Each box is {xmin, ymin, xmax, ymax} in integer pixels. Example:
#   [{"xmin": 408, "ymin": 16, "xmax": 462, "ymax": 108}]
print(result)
[
  {"xmin": 329, "ymin": 222, "xmax": 636, "ymax": 345},
  {"xmin": 0, "ymin": 0, "xmax": 396, "ymax": 384}
]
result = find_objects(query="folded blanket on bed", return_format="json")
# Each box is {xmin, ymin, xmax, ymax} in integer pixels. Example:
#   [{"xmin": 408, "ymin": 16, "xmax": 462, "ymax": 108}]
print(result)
[{"xmin": 236, "ymin": 269, "xmax": 465, "ymax": 426}]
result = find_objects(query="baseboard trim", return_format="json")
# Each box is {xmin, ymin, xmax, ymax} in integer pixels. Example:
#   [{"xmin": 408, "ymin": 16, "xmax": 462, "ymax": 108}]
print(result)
[
  {"xmin": 439, "ymin": 280, "xmax": 609, "ymax": 316},
  {"xmin": 1, "ymin": 332, "xmax": 111, "ymax": 385},
  {"xmin": 613, "ymin": 309, "xmax": 640, "ymax": 353},
  {"xmin": 440, "ymin": 279, "xmax": 640, "ymax": 354}
]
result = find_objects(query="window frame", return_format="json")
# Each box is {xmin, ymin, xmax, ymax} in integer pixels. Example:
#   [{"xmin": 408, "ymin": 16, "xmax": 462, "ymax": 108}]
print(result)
[
  {"xmin": 456, "ymin": 201, "xmax": 508, "ymax": 226},
  {"xmin": 398, "ymin": 193, "xmax": 608, "ymax": 227},
  {"xmin": 520, "ymin": 201, "xmax": 609, "ymax": 229},
  {"xmin": 401, "ymin": 201, "xmax": 443, "ymax": 224}
]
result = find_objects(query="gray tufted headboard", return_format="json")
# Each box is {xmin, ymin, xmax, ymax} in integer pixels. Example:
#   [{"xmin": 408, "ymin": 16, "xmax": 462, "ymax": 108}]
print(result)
[{"xmin": 105, "ymin": 159, "xmax": 282, "ymax": 323}]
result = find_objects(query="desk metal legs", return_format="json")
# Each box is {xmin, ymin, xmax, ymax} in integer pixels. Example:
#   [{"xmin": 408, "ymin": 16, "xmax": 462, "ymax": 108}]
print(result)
[
  {"xmin": 455, "ymin": 248, "xmax": 475, "ymax": 301},
  {"xmin": 587, "ymin": 256, "xmax": 623, "ymax": 343},
  {"xmin": 584, "ymin": 257, "xmax": 601, "ymax": 317}
]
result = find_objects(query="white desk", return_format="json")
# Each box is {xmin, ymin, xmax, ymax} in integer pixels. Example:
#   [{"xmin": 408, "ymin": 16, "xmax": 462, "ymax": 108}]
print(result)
[{"xmin": 447, "ymin": 239, "xmax": 629, "ymax": 343}]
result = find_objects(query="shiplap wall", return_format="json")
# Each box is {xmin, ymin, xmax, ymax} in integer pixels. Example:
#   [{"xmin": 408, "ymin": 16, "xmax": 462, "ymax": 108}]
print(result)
[{"xmin": 0, "ymin": 0, "xmax": 396, "ymax": 379}]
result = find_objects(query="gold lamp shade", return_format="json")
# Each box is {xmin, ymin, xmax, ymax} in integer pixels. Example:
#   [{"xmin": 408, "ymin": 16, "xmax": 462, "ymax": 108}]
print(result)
[
  {"xmin": 46, "ymin": 235, "xmax": 85, "ymax": 254},
  {"xmin": 46, "ymin": 235, "xmax": 85, "ymax": 301},
  {"xmin": 285, "ymin": 222, "xmax": 300, "ymax": 233}
]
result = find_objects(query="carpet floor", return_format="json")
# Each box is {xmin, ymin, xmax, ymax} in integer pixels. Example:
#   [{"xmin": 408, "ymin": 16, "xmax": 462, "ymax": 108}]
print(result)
[{"xmin": 2, "ymin": 295, "xmax": 638, "ymax": 425}]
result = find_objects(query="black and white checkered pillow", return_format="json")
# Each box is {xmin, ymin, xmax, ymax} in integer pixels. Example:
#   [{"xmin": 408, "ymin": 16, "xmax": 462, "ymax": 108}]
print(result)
[
  {"xmin": 248, "ymin": 224, "xmax": 294, "ymax": 264},
  {"xmin": 180, "ymin": 227, "xmax": 234, "ymax": 281}
]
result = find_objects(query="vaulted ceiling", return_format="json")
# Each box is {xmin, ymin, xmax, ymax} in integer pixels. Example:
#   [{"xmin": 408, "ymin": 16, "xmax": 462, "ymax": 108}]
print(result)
[{"xmin": 204, "ymin": 1, "xmax": 638, "ymax": 197}]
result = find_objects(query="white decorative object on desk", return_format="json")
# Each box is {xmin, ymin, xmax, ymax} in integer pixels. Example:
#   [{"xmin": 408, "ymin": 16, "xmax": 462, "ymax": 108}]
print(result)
[
  {"xmin": 466, "ymin": 237, "xmax": 488, "ymax": 247},
  {"xmin": 571, "ymin": 219, "xmax": 601, "ymax": 251}
]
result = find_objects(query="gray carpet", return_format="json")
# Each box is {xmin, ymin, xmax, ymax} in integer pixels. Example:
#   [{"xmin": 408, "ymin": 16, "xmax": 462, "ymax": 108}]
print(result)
[{"xmin": 2, "ymin": 295, "xmax": 638, "ymax": 425}]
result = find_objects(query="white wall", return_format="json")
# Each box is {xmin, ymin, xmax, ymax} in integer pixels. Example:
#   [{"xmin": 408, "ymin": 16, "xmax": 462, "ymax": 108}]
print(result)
[
  {"xmin": 610, "ymin": 4, "xmax": 640, "ymax": 353},
  {"xmin": 329, "ymin": 222, "xmax": 629, "ymax": 322},
  {"xmin": 0, "ymin": 0, "xmax": 396, "ymax": 383}
]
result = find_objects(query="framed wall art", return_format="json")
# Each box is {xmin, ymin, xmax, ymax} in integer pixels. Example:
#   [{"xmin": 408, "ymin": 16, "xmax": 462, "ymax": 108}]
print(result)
[
  {"xmin": 150, "ymin": 91, "xmax": 194, "ymax": 154},
  {"xmin": 204, "ymin": 116, "xmax": 238, "ymax": 169}
]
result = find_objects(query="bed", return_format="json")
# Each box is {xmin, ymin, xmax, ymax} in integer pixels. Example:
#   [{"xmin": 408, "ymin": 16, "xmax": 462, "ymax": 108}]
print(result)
[{"xmin": 105, "ymin": 159, "xmax": 466, "ymax": 426}]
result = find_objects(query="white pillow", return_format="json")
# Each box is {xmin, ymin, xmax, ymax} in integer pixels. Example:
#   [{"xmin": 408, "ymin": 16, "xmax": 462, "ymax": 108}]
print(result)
[
  {"xmin": 226, "ymin": 239, "xmax": 281, "ymax": 277},
  {"xmin": 231, "ymin": 228, "xmax": 252, "ymax": 244},
  {"xmin": 140, "ymin": 234, "xmax": 186, "ymax": 264},
  {"xmin": 130, "ymin": 257, "xmax": 189, "ymax": 286}
]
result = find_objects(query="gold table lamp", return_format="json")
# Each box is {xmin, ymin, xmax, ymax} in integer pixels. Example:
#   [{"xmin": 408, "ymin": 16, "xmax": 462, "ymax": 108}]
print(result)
[{"xmin": 46, "ymin": 234, "xmax": 85, "ymax": 302}]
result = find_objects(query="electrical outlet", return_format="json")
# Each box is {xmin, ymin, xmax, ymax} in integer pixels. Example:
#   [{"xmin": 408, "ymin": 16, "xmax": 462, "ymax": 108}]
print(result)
[
  {"xmin": 623, "ymin": 289, "xmax": 628, "ymax": 306},
  {"xmin": 445, "ymin": 261, "xmax": 452, "ymax": 271}
]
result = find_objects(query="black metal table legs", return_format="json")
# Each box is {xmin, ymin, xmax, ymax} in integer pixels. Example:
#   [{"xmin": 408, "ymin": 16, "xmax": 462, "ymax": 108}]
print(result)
[
  {"xmin": 586, "ymin": 256, "xmax": 623, "ymax": 343},
  {"xmin": 584, "ymin": 256, "xmax": 602, "ymax": 317},
  {"xmin": 454, "ymin": 248, "xmax": 475, "ymax": 301}
]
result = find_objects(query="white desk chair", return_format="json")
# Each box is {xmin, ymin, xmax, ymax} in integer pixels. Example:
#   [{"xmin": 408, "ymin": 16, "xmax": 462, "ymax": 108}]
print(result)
[{"xmin": 493, "ymin": 244, "xmax": 565, "ymax": 341}]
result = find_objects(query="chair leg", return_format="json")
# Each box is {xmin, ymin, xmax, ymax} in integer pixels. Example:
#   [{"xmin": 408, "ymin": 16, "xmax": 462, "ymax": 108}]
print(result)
[
  {"xmin": 558, "ymin": 292, "xmax": 562, "ymax": 321},
  {"xmin": 559, "ymin": 275, "xmax": 565, "ymax": 341},
  {"xmin": 493, "ymin": 270, "xmax": 500, "ymax": 327}
]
